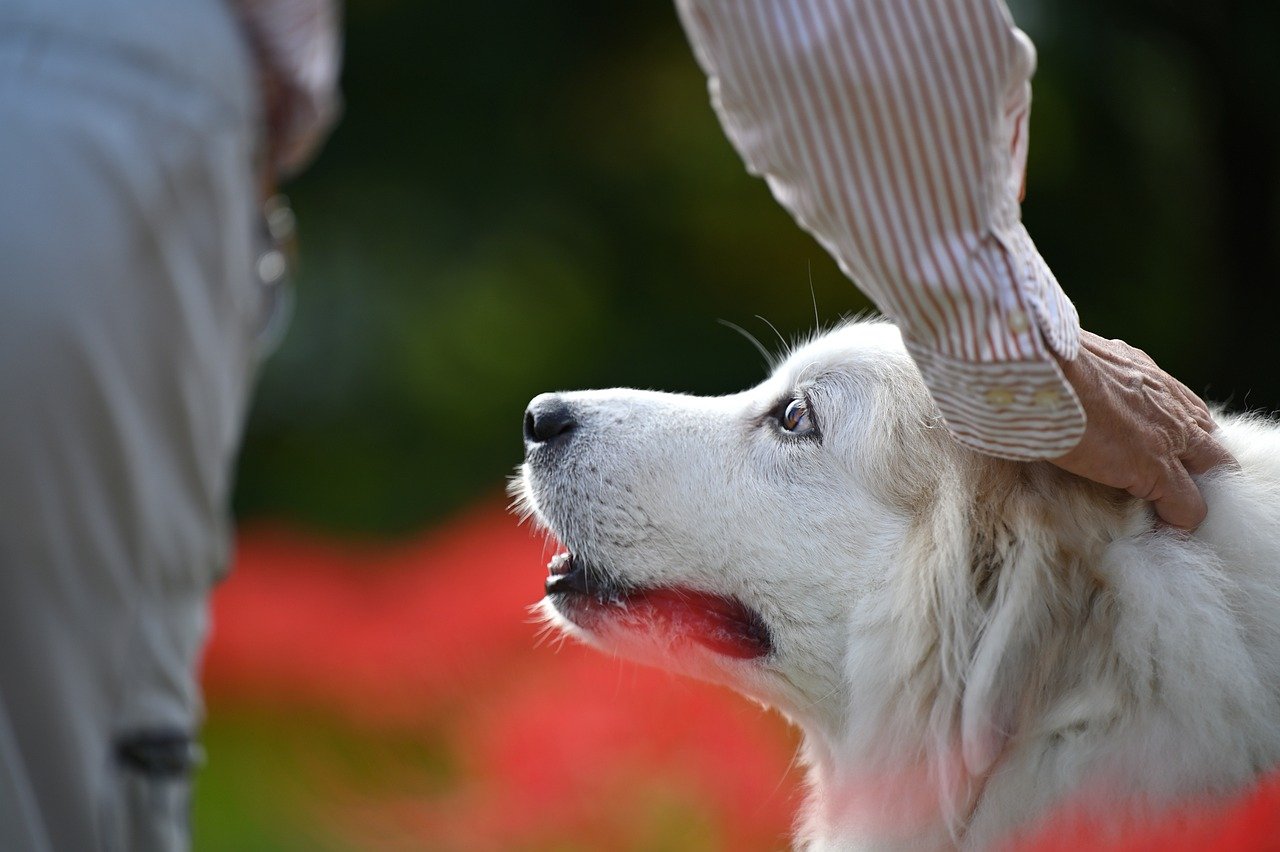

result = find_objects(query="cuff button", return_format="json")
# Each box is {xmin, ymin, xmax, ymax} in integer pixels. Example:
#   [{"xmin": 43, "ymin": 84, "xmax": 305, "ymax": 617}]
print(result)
[
  {"xmin": 1033, "ymin": 388, "xmax": 1061, "ymax": 410},
  {"xmin": 985, "ymin": 387, "xmax": 1015, "ymax": 408}
]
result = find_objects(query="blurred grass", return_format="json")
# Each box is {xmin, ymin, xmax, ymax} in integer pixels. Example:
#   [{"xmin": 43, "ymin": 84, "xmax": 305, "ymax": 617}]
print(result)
[
  {"xmin": 195, "ymin": 711, "xmax": 353, "ymax": 852},
  {"xmin": 194, "ymin": 709, "xmax": 462, "ymax": 852}
]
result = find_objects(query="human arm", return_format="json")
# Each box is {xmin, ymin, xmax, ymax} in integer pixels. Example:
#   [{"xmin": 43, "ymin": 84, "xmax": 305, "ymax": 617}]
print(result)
[
  {"xmin": 675, "ymin": 0, "xmax": 1081, "ymax": 459},
  {"xmin": 674, "ymin": 0, "xmax": 1230, "ymax": 525}
]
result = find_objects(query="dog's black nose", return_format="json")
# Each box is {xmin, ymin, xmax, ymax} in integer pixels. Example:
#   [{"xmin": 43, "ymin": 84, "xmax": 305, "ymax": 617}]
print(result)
[{"xmin": 524, "ymin": 394, "xmax": 577, "ymax": 445}]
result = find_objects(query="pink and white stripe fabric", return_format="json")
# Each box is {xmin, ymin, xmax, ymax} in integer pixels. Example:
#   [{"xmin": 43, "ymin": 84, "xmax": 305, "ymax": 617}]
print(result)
[{"xmin": 675, "ymin": 0, "xmax": 1086, "ymax": 460}]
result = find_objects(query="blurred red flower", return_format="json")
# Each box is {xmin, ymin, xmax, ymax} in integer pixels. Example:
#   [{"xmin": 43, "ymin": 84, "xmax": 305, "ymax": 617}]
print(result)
[
  {"xmin": 202, "ymin": 500, "xmax": 1280, "ymax": 850},
  {"xmin": 203, "ymin": 501, "xmax": 802, "ymax": 849}
]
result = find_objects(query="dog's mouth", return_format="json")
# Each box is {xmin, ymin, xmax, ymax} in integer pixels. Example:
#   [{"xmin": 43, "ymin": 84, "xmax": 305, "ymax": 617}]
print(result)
[{"xmin": 543, "ymin": 551, "xmax": 773, "ymax": 660}]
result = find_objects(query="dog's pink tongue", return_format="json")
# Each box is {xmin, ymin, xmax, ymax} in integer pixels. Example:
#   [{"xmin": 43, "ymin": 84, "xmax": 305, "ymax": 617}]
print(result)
[{"xmin": 622, "ymin": 587, "xmax": 771, "ymax": 659}]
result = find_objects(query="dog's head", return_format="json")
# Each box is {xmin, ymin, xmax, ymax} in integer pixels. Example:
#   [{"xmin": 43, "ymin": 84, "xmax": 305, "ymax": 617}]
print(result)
[
  {"xmin": 515, "ymin": 320, "xmax": 1276, "ymax": 844},
  {"xmin": 513, "ymin": 321, "xmax": 962, "ymax": 727}
]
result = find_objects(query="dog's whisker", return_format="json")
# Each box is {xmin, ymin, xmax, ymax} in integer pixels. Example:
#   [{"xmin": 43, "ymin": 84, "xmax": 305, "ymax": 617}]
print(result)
[
  {"xmin": 717, "ymin": 318, "xmax": 774, "ymax": 371},
  {"xmin": 765, "ymin": 737, "xmax": 805, "ymax": 811},
  {"xmin": 755, "ymin": 313, "xmax": 789, "ymax": 355},
  {"xmin": 807, "ymin": 260, "xmax": 820, "ymax": 335}
]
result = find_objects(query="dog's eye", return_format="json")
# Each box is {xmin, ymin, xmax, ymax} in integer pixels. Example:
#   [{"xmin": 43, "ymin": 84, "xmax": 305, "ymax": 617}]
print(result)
[{"xmin": 781, "ymin": 398, "xmax": 815, "ymax": 435}]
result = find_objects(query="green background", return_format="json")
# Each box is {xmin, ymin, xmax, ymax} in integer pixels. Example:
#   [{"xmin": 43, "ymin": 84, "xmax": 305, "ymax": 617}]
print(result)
[{"xmin": 233, "ymin": 0, "xmax": 1280, "ymax": 537}]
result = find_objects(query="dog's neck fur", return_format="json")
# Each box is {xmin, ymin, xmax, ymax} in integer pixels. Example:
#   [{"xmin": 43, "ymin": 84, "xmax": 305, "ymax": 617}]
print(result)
[{"xmin": 794, "ymin": 458, "xmax": 1140, "ymax": 850}]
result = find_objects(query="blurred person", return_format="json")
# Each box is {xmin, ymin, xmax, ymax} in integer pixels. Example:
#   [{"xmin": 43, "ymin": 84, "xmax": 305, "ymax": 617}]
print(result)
[
  {"xmin": 0, "ymin": 0, "xmax": 338, "ymax": 849},
  {"xmin": 674, "ymin": 0, "xmax": 1232, "ymax": 525}
]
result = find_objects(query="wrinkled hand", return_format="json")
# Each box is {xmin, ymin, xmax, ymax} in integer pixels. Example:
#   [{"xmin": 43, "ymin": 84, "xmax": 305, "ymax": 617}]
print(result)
[{"xmin": 1051, "ymin": 332, "xmax": 1235, "ymax": 529}]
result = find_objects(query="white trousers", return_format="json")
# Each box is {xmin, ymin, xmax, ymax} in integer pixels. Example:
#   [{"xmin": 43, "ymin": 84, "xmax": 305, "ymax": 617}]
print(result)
[{"xmin": 0, "ymin": 4, "xmax": 262, "ymax": 848}]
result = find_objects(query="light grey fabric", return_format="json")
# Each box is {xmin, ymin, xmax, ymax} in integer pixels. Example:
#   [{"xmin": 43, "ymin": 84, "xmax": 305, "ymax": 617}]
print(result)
[
  {"xmin": 0, "ymin": 3, "xmax": 262, "ymax": 849},
  {"xmin": 0, "ymin": 0, "xmax": 255, "ymax": 122}
]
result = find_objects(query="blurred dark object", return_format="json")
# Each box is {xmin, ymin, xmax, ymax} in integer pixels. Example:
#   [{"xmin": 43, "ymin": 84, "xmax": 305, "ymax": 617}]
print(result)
[
  {"xmin": 233, "ymin": 0, "xmax": 343, "ymax": 180},
  {"xmin": 117, "ymin": 731, "xmax": 203, "ymax": 779}
]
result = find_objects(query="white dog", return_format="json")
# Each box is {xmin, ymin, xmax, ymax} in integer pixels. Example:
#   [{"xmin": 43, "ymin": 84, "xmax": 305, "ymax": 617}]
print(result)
[{"xmin": 513, "ymin": 320, "xmax": 1280, "ymax": 850}]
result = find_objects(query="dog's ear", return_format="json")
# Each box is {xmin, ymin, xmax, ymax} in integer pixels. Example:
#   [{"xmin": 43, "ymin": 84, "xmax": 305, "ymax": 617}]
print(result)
[{"xmin": 958, "ymin": 536, "xmax": 1041, "ymax": 779}]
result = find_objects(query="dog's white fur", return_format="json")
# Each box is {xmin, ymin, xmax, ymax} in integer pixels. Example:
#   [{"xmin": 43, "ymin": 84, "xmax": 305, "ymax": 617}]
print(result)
[{"xmin": 515, "ymin": 320, "xmax": 1280, "ymax": 849}]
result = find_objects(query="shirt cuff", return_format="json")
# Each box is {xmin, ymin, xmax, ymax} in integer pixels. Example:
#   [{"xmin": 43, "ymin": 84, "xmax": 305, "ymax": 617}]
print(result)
[
  {"xmin": 1010, "ymin": 224, "xmax": 1080, "ymax": 364},
  {"xmin": 904, "ymin": 228, "xmax": 1086, "ymax": 462},
  {"xmin": 905, "ymin": 339, "xmax": 1085, "ymax": 460}
]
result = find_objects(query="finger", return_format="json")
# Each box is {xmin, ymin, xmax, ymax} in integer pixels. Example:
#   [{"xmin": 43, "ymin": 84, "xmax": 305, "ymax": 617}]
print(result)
[
  {"xmin": 1145, "ymin": 382, "xmax": 1214, "ymax": 436},
  {"xmin": 1170, "ymin": 376, "xmax": 1211, "ymax": 413},
  {"xmin": 1167, "ymin": 376, "xmax": 1214, "ymax": 423},
  {"xmin": 1147, "ymin": 391, "xmax": 1189, "ymax": 427},
  {"xmin": 1188, "ymin": 408, "xmax": 1217, "ymax": 434},
  {"xmin": 1136, "ymin": 367, "xmax": 1208, "ymax": 421},
  {"xmin": 1112, "ymin": 350, "xmax": 1206, "ymax": 421},
  {"xmin": 1149, "ymin": 462, "xmax": 1209, "ymax": 530},
  {"xmin": 1180, "ymin": 429, "xmax": 1237, "ymax": 476}
]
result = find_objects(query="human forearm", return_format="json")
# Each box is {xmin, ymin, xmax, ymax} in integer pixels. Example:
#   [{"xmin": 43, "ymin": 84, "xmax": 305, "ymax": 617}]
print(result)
[{"xmin": 675, "ymin": 0, "xmax": 1085, "ymax": 459}]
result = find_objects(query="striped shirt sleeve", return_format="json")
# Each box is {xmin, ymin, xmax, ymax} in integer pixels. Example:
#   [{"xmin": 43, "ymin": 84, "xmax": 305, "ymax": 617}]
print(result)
[{"xmin": 674, "ymin": 0, "xmax": 1086, "ymax": 461}]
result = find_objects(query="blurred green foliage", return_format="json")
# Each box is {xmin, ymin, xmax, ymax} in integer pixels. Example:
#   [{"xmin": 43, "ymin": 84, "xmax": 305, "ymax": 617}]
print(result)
[{"xmin": 232, "ymin": 0, "xmax": 1280, "ymax": 536}]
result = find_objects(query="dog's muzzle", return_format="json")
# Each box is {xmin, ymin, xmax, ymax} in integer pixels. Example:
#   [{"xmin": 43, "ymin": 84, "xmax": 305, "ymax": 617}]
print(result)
[{"xmin": 541, "ymin": 550, "xmax": 774, "ymax": 661}]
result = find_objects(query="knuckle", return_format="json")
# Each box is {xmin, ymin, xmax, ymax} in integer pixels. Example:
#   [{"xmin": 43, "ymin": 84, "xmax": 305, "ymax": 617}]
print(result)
[
  {"xmin": 1128, "ymin": 470, "xmax": 1161, "ymax": 502},
  {"xmin": 1152, "ymin": 430, "xmax": 1178, "ymax": 458}
]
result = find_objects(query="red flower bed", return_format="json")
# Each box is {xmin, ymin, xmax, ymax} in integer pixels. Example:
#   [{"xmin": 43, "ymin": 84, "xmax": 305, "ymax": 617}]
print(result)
[
  {"xmin": 202, "ymin": 502, "xmax": 802, "ymax": 848},
  {"xmin": 202, "ymin": 501, "xmax": 1280, "ymax": 849}
]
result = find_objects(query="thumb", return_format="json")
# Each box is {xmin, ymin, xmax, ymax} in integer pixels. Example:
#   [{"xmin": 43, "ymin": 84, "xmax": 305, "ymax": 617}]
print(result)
[{"xmin": 1149, "ymin": 462, "xmax": 1208, "ymax": 530}]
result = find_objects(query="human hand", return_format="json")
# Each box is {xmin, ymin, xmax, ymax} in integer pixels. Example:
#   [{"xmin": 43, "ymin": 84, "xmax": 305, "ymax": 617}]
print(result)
[{"xmin": 1051, "ymin": 332, "xmax": 1235, "ymax": 529}]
